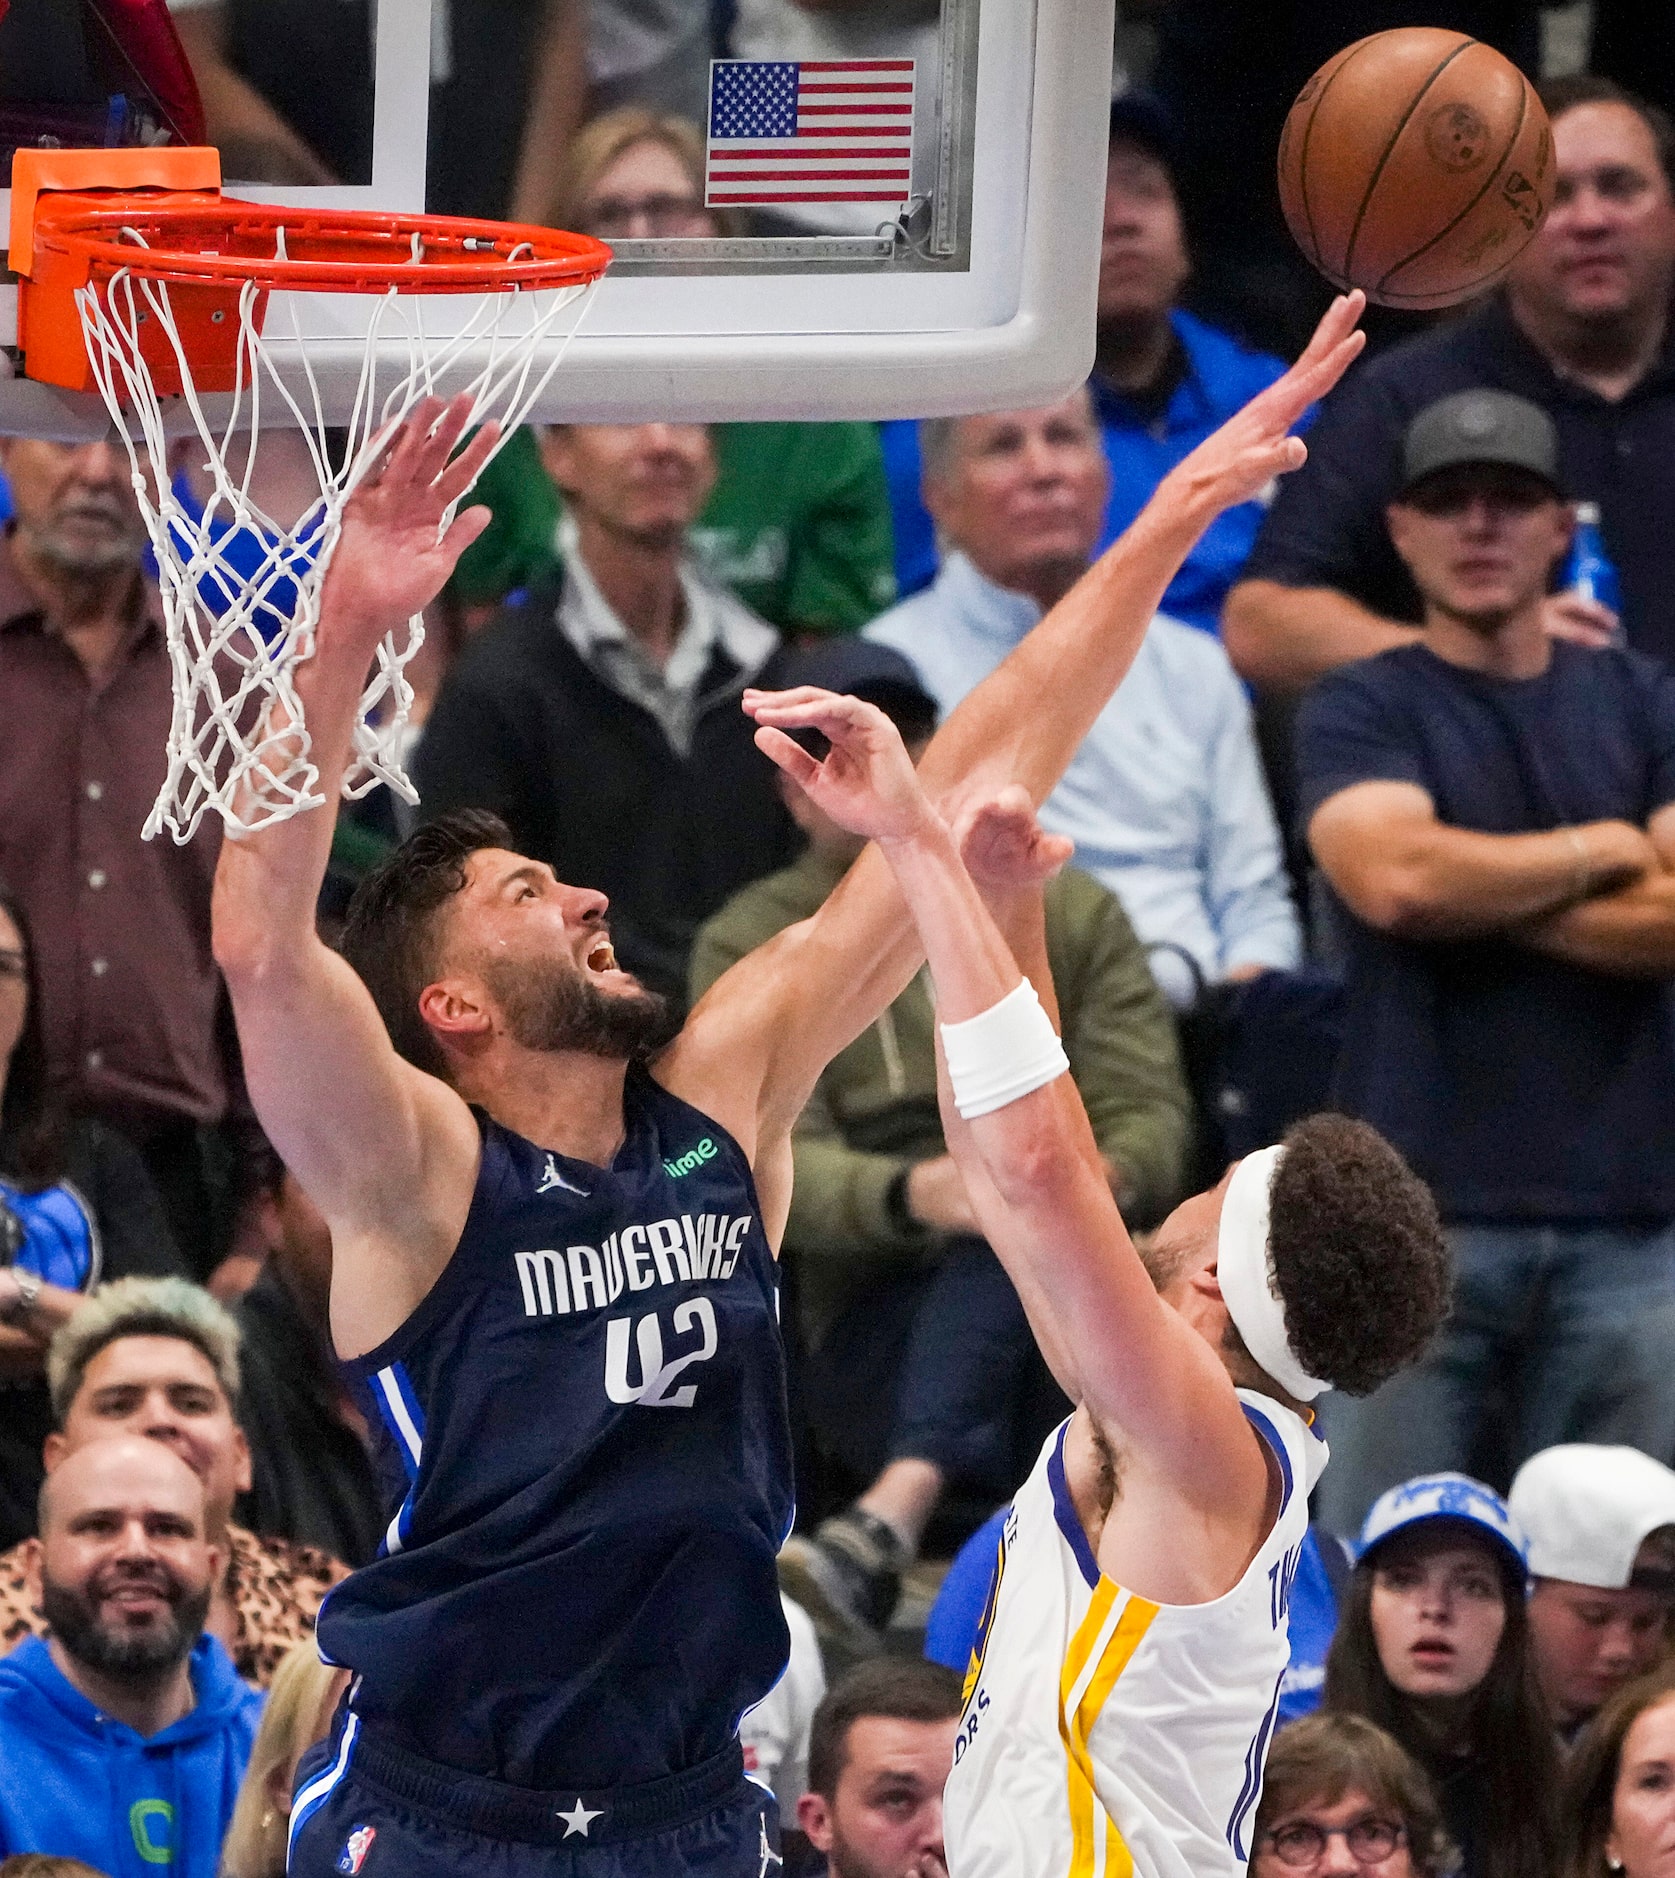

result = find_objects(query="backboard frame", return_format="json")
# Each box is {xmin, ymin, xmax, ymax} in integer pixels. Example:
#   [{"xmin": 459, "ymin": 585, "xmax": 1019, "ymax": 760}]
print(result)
[{"xmin": 0, "ymin": 0, "xmax": 1114, "ymax": 434}]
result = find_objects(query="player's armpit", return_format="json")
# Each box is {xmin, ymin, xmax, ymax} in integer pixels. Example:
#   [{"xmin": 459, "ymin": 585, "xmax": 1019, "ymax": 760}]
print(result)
[
  {"xmin": 216, "ymin": 926, "xmax": 481, "ymax": 1347},
  {"xmin": 943, "ymin": 1072, "xmax": 1262, "ymax": 1513}
]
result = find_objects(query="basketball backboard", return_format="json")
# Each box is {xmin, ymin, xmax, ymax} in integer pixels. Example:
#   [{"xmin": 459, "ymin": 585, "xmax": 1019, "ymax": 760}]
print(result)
[{"xmin": 0, "ymin": 0, "xmax": 1114, "ymax": 435}]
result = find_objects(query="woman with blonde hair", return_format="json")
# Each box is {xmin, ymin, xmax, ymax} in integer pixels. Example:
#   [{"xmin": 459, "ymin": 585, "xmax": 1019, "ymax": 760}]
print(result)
[
  {"xmin": 219, "ymin": 1643, "xmax": 348, "ymax": 1878},
  {"xmin": 1557, "ymin": 1664, "xmax": 1675, "ymax": 1878},
  {"xmin": 1252, "ymin": 1714, "xmax": 1458, "ymax": 1878},
  {"xmin": 550, "ymin": 106, "xmax": 739, "ymax": 239}
]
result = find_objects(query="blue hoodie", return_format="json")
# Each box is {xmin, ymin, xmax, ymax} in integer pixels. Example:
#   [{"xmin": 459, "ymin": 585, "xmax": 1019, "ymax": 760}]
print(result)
[{"xmin": 0, "ymin": 1633, "xmax": 265, "ymax": 1877}]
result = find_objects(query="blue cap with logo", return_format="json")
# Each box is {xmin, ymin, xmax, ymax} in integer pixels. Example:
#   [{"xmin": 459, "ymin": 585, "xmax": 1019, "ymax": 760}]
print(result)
[{"xmin": 1357, "ymin": 1472, "xmax": 1530, "ymax": 1585}]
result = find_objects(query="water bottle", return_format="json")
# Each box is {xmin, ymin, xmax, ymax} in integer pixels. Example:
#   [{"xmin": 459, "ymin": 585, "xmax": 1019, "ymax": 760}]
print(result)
[{"xmin": 1562, "ymin": 502, "xmax": 1625, "ymax": 642}]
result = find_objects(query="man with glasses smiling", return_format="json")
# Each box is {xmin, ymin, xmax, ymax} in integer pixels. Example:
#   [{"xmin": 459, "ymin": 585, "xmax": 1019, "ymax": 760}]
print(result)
[{"xmin": 1296, "ymin": 388, "xmax": 1675, "ymax": 1529}]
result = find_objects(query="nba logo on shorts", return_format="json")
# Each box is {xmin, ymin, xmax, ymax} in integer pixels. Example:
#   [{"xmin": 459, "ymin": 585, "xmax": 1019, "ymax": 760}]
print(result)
[{"xmin": 337, "ymin": 1825, "xmax": 376, "ymax": 1874}]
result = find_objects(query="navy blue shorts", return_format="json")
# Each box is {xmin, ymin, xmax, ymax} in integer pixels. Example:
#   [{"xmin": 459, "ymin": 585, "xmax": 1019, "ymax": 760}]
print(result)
[{"xmin": 287, "ymin": 1712, "xmax": 782, "ymax": 1878}]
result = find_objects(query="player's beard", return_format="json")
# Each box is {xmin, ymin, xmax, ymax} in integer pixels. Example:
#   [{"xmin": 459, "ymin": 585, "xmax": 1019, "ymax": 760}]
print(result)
[
  {"xmin": 40, "ymin": 1565, "xmax": 211, "ymax": 1685},
  {"xmin": 484, "ymin": 953, "xmax": 679, "ymax": 1062}
]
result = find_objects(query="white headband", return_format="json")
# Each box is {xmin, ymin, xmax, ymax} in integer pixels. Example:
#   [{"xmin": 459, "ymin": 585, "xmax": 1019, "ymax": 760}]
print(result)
[{"xmin": 1216, "ymin": 1145, "xmax": 1329, "ymax": 1404}]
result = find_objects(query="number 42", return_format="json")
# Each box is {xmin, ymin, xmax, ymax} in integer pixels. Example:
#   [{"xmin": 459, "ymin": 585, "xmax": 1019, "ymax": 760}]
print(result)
[{"xmin": 605, "ymin": 1298, "xmax": 719, "ymax": 1409}]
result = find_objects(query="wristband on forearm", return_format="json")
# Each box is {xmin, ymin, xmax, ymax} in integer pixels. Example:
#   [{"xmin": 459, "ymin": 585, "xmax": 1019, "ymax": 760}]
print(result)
[{"xmin": 939, "ymin": 979, "xmax": 1070, "ymax": 1120}]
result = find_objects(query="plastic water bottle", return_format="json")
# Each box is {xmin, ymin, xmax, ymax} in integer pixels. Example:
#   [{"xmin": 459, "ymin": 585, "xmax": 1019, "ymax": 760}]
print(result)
[{"xmin": 1562, "ymin": 502, "xmax": 1625, "ymax": 642}]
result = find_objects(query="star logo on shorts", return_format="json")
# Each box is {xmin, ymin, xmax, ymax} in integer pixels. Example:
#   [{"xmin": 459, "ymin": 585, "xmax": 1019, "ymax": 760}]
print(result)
[
  {"xmin": 758, "ymin": 1814, "xmax": 783, "ymax": 1876},
  {"xmin": 557, "ymin": 1798, "xmax": 603, "ymax": 1838}
]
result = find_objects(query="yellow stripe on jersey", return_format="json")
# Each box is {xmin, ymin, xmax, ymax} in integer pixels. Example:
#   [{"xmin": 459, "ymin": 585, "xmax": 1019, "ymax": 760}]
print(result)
[
  {"xmin": 1059, "ymin": 1581, "xmax": 1117, "ymax": 1877},
  {"xmin": 1058, "ymin": 1583, "xmax": 1159, "ymax": 1878}
]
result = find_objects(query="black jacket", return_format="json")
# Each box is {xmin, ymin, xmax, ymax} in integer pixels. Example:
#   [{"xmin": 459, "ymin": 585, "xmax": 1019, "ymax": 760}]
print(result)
[
  {"xmin": 414, "ymin": 577, "xmax": 798, "ymax": 1004},
  {"xmin": 234, "ymin": 1265, "xmax": 384, "ymax": 1569}
]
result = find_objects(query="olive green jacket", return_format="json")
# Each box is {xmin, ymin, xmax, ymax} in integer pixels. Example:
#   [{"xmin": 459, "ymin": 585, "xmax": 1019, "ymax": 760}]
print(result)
[{"xmin": 690, "ymin": 846, "xmax": 1191, "ymax": 1331}]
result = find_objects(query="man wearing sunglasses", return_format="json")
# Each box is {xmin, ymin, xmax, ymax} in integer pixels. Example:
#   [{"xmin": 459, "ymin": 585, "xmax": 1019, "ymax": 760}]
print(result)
[{"xmin": 1296, "ymin": 388, "xmax": 1675, "ymax": 1530}]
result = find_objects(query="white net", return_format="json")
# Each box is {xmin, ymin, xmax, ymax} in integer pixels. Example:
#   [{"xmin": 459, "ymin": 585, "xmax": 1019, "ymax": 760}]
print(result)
[{"xmin": 73, "ymin": 243, "xmax": 598, "ymax": 842}]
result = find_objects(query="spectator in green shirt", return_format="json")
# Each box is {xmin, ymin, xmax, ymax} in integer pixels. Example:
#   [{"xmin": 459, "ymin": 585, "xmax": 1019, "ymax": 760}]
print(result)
[
  {"xmin": 452, "ymin": 107, "xmax": 897, "ymax": 637},
  {"xmin": 690, "ymin": 640, "xmax": 1191, "ymax": 1647}
]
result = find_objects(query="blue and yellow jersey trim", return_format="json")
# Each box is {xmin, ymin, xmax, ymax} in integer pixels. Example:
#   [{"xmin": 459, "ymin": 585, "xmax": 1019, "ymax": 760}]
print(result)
[
  {"xmin": 1046, "ymin": 1420, "xmax": 1162, "ymax": 1878},
  {"xmin": 963, "ymin": 1507, "xmax": 1015, "ymax": 1705}
]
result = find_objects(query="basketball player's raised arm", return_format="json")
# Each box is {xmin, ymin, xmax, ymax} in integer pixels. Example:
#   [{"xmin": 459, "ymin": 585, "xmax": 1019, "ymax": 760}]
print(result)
[
  {"xmin": 671, "ymin": 295, "xmax": 1366, "ymax": 1170},
  {"xmin": 212, "ymin": 399, "xmax": 495, "ymax": 1301},
  {"xmin": 750, "ymin": 693, "xmax": 1259, "ymax": 1497}
]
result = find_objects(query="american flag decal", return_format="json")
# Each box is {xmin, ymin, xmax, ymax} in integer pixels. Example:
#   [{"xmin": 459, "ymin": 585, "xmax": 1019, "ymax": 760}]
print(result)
[{"xmin": 705, "ymin": 59, "xmax": 915, "ymax": 207}]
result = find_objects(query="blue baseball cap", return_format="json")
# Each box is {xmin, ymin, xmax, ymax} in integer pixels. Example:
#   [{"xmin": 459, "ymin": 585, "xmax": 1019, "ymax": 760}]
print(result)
[{"xmin": 1357, "ymin": 1472, "xmax": 1530, "ymax": 1585}]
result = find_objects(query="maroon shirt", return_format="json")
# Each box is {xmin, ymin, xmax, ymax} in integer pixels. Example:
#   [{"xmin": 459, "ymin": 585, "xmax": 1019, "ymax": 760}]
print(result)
[{"xmin": 0, "ymin": 534, "xmax": 229, "ymax": 1130}]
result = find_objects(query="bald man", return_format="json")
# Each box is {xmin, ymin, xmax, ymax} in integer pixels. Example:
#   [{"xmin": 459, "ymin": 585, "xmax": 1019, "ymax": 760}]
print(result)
[{"xmin": 0, "ymin": 1438, "xmax": 263, "ymax": 1876}]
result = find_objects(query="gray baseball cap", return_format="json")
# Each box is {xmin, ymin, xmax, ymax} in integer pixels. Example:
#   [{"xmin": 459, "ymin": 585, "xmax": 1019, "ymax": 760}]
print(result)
[{"xmin": 1400, "ymin": 389, "xmax": 1562, "ymax": 494}]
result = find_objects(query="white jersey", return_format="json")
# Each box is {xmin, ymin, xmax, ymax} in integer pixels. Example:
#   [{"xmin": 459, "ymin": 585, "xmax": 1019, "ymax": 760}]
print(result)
[{"xmin": 945, "ymin": 1390, "xmax": 1328, "ymax": 1878}]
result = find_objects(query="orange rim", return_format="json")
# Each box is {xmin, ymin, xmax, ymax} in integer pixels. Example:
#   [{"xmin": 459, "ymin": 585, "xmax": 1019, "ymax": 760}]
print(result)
[{"xmin": 33, "ymin": 198, "xmax": 611, "ymax": 295}]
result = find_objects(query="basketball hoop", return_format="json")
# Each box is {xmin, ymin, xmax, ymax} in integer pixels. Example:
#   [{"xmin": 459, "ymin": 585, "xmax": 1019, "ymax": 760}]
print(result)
[{"xmin": 9, "ymin": 148, "xmax": 611, "ymax": 842}]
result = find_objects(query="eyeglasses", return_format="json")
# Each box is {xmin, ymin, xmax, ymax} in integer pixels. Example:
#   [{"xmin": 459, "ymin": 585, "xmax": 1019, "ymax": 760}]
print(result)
[
  {"xmin": 581, "ymin": 194, "xmax": 714, "ymax": 239},
  {"xmin": 0, "ymin": 949, "xmax": 26, "ymax": 981},
  {"xmin": 1262, "ymin": 1818, "xmax": 1407, "ymax": 1867}
]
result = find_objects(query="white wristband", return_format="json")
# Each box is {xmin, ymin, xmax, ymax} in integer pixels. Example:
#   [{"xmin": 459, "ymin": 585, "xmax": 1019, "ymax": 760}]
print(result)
[{"xmin": 939, "ymin": 979, "xmax": 1070, "ymax": 1120}]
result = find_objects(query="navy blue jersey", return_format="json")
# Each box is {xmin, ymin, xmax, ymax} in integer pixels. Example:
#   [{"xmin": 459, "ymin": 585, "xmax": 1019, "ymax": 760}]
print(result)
[{"xmin": 315, "ymin": 1068, "xmax": 794, "ymax": 1791}]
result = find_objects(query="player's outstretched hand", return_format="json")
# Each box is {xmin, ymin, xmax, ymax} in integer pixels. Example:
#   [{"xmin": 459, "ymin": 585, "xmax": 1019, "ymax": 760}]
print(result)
[
  {"xmin": 1151, "ymin": 289, "xmax": 1366, "ymax": 526},
  {"xmin": 744, "ymin": 685, "xmax": 935, "ymax": 844},
  {"xmin": 321, "ymin": 393, "xmax": 501, "ymax": 643},
  {"xmin": 950, "ymin": 785, "xmax": 1075, "ymax": 892}
]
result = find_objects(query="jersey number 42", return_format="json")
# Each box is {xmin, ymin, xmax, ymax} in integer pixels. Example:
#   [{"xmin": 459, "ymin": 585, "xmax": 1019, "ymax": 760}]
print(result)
[{"xmin": 604, "ymin": 1298, "xmax": 719, "ymax": 1408}]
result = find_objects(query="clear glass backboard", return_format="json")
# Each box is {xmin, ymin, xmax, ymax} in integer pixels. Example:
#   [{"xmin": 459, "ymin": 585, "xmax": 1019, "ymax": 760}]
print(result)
[{"xmin": 0, "ymin": 0, "xmax": 1113, "ymax": 433}]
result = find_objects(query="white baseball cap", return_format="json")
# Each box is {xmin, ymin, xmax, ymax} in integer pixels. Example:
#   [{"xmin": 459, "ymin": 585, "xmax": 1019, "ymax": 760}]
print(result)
[{"xmin": 1508, "ymin": 1445, "xmax": 1675, "ymax": 1590}]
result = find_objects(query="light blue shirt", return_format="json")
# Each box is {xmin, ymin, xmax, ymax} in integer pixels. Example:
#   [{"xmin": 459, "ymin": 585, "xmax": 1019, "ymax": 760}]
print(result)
[{"xmin": 864, "ymin": 552, "xmax": 1301, "ymax": 1005}]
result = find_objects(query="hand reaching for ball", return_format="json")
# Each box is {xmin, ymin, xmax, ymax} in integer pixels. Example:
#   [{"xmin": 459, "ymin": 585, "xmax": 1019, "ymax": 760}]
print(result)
[{"xmin": 1154, "ymin": 290, "xmax": 1366, "ymax": 526}]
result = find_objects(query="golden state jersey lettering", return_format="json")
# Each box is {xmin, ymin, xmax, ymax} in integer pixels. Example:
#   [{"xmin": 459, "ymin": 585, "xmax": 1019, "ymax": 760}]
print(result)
[{"xmin": 945, "ymin": 1391, "xmax": 1329, "ymax": 1878}]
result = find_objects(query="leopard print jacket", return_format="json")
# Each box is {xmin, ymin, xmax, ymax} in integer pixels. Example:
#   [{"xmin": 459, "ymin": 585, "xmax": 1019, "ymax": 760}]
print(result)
[{"xmin": 0, "ymin": 1524, "xmax": 343, "ymax": 1687}]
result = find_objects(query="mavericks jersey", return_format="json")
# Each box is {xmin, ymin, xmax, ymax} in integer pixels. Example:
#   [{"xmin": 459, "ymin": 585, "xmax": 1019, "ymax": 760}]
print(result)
[
  {"xmin": 945, "ymin": 1391, "xmax": 1327, "ymax": 1878},
  {"xmin": 315, "ymin": 1068, "xmax": 794, "ymax": 1791}
]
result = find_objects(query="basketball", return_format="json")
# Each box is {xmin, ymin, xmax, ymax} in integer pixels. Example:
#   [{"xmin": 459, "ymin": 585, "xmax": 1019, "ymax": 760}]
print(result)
[{"xmin": 1277, "ymin": 29, "xmax": 1555, "ymax": 310}]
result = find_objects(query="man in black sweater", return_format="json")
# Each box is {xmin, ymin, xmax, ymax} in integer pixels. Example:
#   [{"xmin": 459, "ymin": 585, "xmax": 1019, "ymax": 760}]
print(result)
[{"xmin": 414, "ymin": 423, "xmax": 797, "ymax": 1004}]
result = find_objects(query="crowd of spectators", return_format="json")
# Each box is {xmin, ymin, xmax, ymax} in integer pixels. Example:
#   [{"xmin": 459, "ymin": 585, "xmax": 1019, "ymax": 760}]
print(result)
[{"xmin": 4, "ymin": 4, "xmax": 1675, "ymax": 1876}]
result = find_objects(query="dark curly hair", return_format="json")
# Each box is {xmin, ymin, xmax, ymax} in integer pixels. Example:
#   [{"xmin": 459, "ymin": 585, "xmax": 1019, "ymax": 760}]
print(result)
[
  {"xmin": 340, "ymin": 809, "xmax": 515, "ymax": 1078},
  {"xmin": 1264, "ymin": 1113, "xmax": 1450, "ymax": 1398}
]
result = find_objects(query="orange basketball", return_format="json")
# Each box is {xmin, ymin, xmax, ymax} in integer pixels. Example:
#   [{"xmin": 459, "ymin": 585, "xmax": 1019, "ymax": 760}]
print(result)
[{"xmin": 1277, "ymin": 28, "xmax": 1555, "ymax": 310}]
